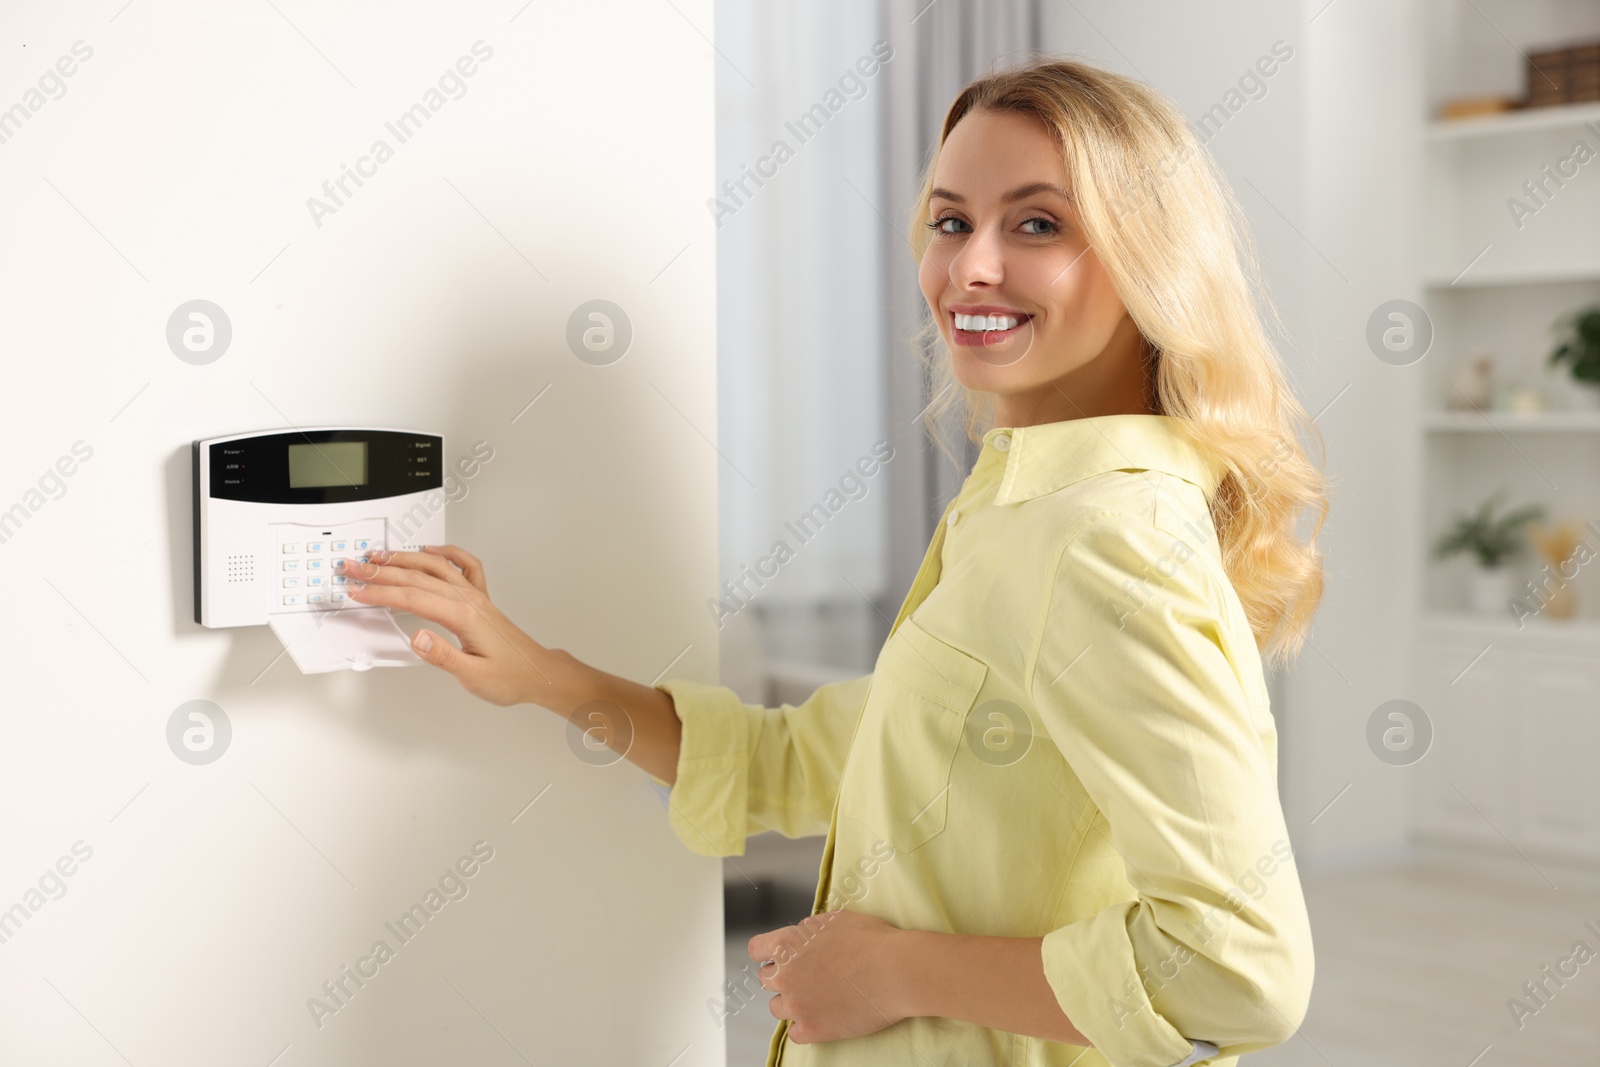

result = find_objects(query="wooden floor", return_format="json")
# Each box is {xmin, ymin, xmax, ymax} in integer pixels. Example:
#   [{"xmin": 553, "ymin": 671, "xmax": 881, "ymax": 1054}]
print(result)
[{"xmin": 719, "ymin": 855, "xmax": 1600, "ymax": 1065}]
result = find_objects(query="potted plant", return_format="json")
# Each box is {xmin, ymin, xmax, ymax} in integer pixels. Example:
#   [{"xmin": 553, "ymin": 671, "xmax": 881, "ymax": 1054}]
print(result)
[
  {"xmin": 1431, "ymin": 489, "xmax": 1546, "ymax": 614},
  {"xmin": 1548, "ymin": 305, "xmax": 1600, "ymax": 409}
]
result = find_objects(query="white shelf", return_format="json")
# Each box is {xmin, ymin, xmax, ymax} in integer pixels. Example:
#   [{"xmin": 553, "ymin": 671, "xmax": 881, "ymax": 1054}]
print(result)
[
  {"xmin": 1425, "ymin": 409, "xmax": 1600, "ymax": 431},
  {"xmin": 1427, "ymin": 100, "xmax": 1600, "ymax": 142},
  {"xmin": 1421, "ymin": 610, "xmax": 1600, "ymax": 646},
  {"xmin": 1424, "ymin": 263, "xmax": 1600, "ymax": 290}
]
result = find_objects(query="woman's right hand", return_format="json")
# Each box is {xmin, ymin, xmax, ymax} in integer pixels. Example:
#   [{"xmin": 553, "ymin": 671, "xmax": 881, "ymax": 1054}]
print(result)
[{"xmin": 343, "ymin": 544, "xmax": 561, "ymax": 708}]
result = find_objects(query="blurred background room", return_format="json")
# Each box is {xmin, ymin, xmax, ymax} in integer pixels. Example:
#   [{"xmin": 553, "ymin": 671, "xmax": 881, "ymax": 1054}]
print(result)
[{"xmin": 712, "ymin": 1, "xmax": 1600, "ymax": 1063}]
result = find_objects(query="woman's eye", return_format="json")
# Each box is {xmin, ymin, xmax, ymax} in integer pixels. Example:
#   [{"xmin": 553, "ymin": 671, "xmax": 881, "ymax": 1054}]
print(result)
[
  {"xmin": 927, "ymin": 214, "xmax": 969, "ymax": 235},
  {"xmin": 926, "ymin": 214, "xmax": 1058, "ymax": 237}
]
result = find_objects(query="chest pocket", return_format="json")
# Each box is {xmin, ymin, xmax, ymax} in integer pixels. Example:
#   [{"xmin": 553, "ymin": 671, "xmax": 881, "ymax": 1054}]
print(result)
[{"xmin": 838, "ymin": 617, "xmax": 988, "ymax": 853}]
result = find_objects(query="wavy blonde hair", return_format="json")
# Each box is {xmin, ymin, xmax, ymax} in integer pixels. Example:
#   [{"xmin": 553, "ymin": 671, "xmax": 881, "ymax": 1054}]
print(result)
[{"xmin": 909, "ymin": 55, "xmax": 1328, "ymax": 670}]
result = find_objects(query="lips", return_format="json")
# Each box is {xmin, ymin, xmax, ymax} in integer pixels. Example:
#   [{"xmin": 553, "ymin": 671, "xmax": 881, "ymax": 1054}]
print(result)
[{"xmin": 949, "ymin": 308, "xmax": 1032, "ymax": 348}]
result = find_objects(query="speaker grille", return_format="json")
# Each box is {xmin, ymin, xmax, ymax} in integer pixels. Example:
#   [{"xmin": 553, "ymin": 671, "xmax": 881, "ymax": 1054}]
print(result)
[{"xmin": 226, "ymin": 554, "xmax": 255, "ymax": 584}]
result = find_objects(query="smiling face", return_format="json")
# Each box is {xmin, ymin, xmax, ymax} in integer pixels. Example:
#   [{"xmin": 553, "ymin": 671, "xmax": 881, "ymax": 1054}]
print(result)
[{"xmin": 917, "ymin": 107, "xmax": 1154, "ymax": 425}]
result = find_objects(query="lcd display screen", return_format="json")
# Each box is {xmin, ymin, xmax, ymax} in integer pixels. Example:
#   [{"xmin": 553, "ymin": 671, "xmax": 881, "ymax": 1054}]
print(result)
[{"xmin": 287, "ymin": 441, "xmax": 367, "ymax": 488}]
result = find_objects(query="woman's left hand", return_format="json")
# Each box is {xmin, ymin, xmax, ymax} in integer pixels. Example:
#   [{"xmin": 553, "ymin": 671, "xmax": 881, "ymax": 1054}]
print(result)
[{"xmin": 748, "ymin": 909, "xmax": 912, "ymax": 1044}]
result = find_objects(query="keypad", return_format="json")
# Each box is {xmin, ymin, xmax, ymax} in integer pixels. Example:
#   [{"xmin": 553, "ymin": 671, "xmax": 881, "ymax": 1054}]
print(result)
[{"xmin": 274, "ymin": 529, "xmax": 383, "ymax": 611}]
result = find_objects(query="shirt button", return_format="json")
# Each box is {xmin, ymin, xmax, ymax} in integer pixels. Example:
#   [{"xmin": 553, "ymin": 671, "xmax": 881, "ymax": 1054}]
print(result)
[
  {"xmin": 993, "ymin": 433, "xmax": 1011, "ymax": 451},
  {"xmin": 947, "ymin": 509, "xmax": 960, "ymax": 527}
]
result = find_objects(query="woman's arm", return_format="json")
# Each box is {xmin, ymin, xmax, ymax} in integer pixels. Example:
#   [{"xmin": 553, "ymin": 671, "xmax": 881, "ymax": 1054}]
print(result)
[
  {"xmin": 1024, "ymin": 515, "xmax": 1314, "ymax": 1062},
  {"xmin": 540, "ymin": 648, "xmax": 686, "ymax": 785},
  {"xmin": 347, "ymin": 544, "xmax": 873, "ymax": 855},
  {"xmin": 343, "ymin": 545, "xmax": 684, "ymax": 783},
  {"xmin": 888, "ymin": 929, "xmax": 1092, "ymax": 1047}
]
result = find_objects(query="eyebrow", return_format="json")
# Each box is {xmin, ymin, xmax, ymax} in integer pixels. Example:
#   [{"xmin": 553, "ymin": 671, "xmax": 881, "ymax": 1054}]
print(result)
[{"xmin": 929, "ymin": 181, "xmax": 1072, "ymax": 205}]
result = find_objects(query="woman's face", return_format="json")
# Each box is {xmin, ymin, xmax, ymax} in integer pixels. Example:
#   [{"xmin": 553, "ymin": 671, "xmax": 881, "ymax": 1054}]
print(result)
[{"xmin": 917, "ymin": 107, "xmax": 1148, "ymax": 422}]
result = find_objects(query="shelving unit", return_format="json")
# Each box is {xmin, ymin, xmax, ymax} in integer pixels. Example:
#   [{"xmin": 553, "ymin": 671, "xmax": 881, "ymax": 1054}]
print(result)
[
  {"xmin": 1414, "ymin": 0, "xmax": 1600, "ymax": 869},
  {"xmin": 1423, "ymin": 263, "xmax": 1600, "ymax": 289},
  {"xmin": 1421, "ymin": 609, "xmax": 1600, "ymax": 646}
]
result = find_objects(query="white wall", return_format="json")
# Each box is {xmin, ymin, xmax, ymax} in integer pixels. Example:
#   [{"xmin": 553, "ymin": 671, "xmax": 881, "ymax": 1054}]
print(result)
[
  {"xmin": 0, "ymin": 2, "xmax": 727, "ymax": 1064},
  {"xmin": 1293, "ymin": 0, "xmax": 1425, "ymax": 873}
]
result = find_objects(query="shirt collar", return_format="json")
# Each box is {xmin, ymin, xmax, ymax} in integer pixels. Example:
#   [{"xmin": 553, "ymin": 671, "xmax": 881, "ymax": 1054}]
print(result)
[{"xmin": 981, "ymin": 414, "xmax": 1227, "ymax": 506}]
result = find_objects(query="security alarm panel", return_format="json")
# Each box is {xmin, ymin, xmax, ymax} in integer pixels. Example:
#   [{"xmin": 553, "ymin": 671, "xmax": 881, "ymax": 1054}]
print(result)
[{"xmin": 193, "ymin": 427, "xmax": 446, "ymax": 630}]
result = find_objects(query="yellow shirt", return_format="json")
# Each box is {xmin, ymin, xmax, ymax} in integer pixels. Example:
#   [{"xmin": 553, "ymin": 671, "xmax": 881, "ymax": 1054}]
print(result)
[{"xmin": 652, "ymin": 413, "xmax": 1314, "ymax": 1067}]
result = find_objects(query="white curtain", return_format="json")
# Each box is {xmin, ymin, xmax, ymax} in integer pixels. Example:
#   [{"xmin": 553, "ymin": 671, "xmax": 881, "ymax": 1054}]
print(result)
[
  {"xmin": 878, "ymin": 0, "xmax": 1043, "ymax": 631},
  {"xmin": 713, "ymin": 0, "xmax": 1042, "ymax": 663},
  {"xmin": 714, "ymin": 1, "xmax": 890, "ymax": 612}
]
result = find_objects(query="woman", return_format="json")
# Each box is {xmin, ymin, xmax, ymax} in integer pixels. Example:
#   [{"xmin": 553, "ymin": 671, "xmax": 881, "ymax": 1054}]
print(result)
[{"xmin": 346, "ymin": 55, "xmax": 1327, "ymax": 1067}]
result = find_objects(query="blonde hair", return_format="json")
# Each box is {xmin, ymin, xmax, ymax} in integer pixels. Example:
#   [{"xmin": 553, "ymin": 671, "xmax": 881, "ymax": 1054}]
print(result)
[{"xmin": 908, "ymin": 55, "xmax": 1328, "ymax": 670}]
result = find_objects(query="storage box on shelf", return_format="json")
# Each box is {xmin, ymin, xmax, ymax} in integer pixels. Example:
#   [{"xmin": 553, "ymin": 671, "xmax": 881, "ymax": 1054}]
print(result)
[{"xmin": 1526, "ymin": 40, "xmax": 1600, "ymax": 109}]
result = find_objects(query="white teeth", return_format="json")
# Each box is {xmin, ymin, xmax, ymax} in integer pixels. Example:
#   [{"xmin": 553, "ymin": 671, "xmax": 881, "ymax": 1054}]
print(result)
[{"xmin": 955, "ymin": 313, "xmax": 1023, "ymax": 332}]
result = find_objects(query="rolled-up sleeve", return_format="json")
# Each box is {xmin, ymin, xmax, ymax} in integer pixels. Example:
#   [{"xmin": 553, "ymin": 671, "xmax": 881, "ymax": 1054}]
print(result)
[
  {"xmin": 1032, "ymin": 514, "xmax": 1314, "ymax": 1067},
  {"xmin": 648, "ymin": 673, "xmax": 873, "ymax": 857}
]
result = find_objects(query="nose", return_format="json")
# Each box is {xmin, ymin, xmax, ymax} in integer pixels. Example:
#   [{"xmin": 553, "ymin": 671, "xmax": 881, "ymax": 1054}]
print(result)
[{"xmin": 945, "ymin": 221, "xmax": 1004, "ymax": 289}]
